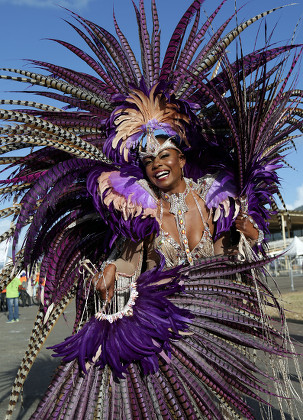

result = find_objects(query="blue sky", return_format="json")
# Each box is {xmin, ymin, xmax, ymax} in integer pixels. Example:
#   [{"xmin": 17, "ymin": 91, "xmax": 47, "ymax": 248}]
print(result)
[{"xmin": 0, "ymin": 0, "xmax": 303, "ymax": 217}]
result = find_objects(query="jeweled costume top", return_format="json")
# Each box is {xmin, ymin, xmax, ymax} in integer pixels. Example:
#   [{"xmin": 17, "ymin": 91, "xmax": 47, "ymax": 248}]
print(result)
[{"xmin": 109, "ymin": 177, "xmax": 215, "ymax": 278}]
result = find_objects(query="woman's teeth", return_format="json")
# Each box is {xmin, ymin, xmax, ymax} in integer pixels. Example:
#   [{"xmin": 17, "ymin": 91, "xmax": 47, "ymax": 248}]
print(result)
[{"xmin": 155, "ymin": 171, "xmax": 169, "ymax": 179}]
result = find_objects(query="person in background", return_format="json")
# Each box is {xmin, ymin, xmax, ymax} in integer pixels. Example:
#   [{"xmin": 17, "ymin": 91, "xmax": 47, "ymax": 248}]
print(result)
[
  {"xmin": 6, "ymin": 275, "xmax": 21, "ymax": 323},
  {"xmin": 0, "ymin": 289, "xmax": 7, "ymax": 312},
  {"xmin": 33, "ymin": 272, "xmax": 39, "ymax": 298},
  {"xmin": 31, "ymin": 272, "xmax": 41, "ymax": 305},
  {"xmin": 20, "ymin": 272, "xmax": 27, "ymax": 288}
]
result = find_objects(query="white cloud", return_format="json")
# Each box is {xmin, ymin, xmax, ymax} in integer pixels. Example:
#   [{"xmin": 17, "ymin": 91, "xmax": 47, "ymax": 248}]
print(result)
[
  {"xmin": 286, "ymin": 184, "xmax": 303, "ymax": 210},
  {"xmin": 0, "ymin": 0, "xmax": 94, "ymax": 8}
]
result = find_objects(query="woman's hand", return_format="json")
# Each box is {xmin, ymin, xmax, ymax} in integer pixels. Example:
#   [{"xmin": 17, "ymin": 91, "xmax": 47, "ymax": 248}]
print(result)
[
  {"xmin": 92, "ymin": 263, "xmax": 116, "ymax": 302},
  {"xmin": 235, "ymin": 212, "xmax": 259, "ymax": 241}
]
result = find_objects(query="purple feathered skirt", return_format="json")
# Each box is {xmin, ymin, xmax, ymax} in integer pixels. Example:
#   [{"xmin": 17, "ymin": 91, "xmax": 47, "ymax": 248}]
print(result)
[{"xmin": 30, "ymin": 255, "xmax": 301, "ymax": 420}]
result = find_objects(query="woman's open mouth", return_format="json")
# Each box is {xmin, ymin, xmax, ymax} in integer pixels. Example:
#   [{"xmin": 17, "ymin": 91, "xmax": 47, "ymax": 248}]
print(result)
[{"xmin": 155, "ymin": 170, "xmax": 170, "ymax": 180}]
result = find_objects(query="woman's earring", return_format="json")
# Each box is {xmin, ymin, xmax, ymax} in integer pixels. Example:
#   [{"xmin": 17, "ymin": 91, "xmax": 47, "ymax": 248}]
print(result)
[{"xmin": 181, "ymin": 167, "xmax": 184, "ymax": 179}]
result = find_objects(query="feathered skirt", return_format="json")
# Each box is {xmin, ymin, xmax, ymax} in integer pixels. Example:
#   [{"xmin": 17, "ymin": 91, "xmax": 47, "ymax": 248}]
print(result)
[{"xmin": 29, "ymin": 254, "xmax": 302, "ymax": 420}]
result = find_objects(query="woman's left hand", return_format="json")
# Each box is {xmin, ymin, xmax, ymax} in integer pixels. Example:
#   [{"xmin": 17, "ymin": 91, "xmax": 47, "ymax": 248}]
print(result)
[{"xmin": 235, "ymin": 212, "xmax": 259, "ymax": 241}]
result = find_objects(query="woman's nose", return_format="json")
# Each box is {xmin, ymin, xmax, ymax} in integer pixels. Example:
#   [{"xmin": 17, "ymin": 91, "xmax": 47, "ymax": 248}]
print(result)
[{"xmin": 152, "ymin": 157, "xmax": 161, "ymax": 169}]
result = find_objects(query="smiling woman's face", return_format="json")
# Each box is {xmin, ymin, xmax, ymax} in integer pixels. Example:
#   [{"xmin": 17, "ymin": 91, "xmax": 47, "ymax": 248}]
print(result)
[{"xmin": 143, "ymin": 138, "xmax": 186, "ymax": 193}]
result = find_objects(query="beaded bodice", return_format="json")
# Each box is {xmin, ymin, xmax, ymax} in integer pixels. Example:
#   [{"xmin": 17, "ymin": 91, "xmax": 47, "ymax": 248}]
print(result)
[
  {"xmin": 154, "ymin": 225, "xmax": 214, "ymax": 268},
  {"xmin": 154, "ymin": 178, "xmax": 215, "ymax": 268}
]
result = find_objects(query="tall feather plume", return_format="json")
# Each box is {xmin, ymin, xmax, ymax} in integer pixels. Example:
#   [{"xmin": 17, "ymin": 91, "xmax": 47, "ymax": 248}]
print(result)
[
  {"xmin": 160, "ymin": 0, "xmax": 204, "ymax": 83},
  {"xmin": 174, "ymin": 0, "xmax": 230, "ymax": 95},
  {"xmin": 139, "ymin": 0, "xmax": 154, "ymax": 87},
  {"xmin": 175, "ymin": 5, "xmax": 293, "ymax": 99},
  {"xmin": 113, "ymin": 10, "xmax": 142, "ymax": 85},
  {"xmin": 150, "ymin": 0, "xmax": 160, "ymax": 84}
]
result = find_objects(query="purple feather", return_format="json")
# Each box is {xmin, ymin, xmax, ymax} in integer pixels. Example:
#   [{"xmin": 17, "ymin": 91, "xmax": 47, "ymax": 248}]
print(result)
[
  {"xmin": 87, "ymin": 165, "xmax": 159, "ymax": 241},
  {"xmin": 160, "ymin": 0, "xmax": 205, "ymax": 81},
  {"xmin": 108, "ymin": 172, "xmax": 157, "ymax": 209},
  {"xmin": 50, "ymin": 267, "xmax": 192, "ymax": 378}
]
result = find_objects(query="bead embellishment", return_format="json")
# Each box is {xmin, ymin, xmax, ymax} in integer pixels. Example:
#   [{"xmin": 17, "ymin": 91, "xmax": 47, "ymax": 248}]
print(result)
[
  {"xmin": 155, "ymin": 178, "xmax": 214, "ymax": 268},
  {"xmin": 158, "ymin": 178, "xmax": 214, "ymax": 266},
  {"xmin": 242, "ymin": 213, "xmax": 264, "ymax": 245},
  {"xmin": 156, "ymin": 178, "xmax": 214, "ymax": 267},
  {"xmin": 161, "ymin": 180, "xmax": 194, "ymax": 264},
  {"xmin": 161, "ymin": 183, "xmax": 190, "ymax": 216},
  {"xmin": 95, "ymin": 281, "xmax": 138, "ymax": 323}
]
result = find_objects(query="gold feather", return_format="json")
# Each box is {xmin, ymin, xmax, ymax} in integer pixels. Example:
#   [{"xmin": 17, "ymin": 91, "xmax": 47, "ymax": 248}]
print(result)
[{"xmin": 111, "ymin": 84, "xmax": 190, "ymax": 161}]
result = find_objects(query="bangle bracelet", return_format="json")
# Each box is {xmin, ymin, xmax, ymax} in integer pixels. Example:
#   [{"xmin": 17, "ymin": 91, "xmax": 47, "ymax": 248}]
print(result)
[{"xmin": 242, "ymin": 213, "xmax": 264, "ymax": 245}]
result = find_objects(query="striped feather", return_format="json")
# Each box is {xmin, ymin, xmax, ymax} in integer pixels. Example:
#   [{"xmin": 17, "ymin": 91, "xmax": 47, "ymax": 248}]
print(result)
[
  {"xmin": 176, "ymin": 6, "xmax": 290, "ymax": 98},
  {"xmin": 151, "ymin": 0, "xmax": 160, "ymax": 84},
  {"xmin": 67, "ymin": 11, "xmax": 134, "ymax": 87},
  {"xmin": 113, "ymin": 11, "xmax": 142, "ymax": 84},
  {"xmin": 0, "ymin": 69, "xmax": 113, "ymax": 111},
  {"xmin": 61, "ymin": 20, "xmax": 126, "ymax": 92},
  {"xmin": 160, "ymin": 0, "xmax": 204, "ymax": 81},
  {"xmin": 139, "ymin": 0, "xmax": 153, "ymax": 87},
  {"xmin": 29, "ymin": 59, "xmax": 113, "ymax": 102},
  {"xmin": 5, "ymin": 287, "xmax": 76, "ymax": 419}
]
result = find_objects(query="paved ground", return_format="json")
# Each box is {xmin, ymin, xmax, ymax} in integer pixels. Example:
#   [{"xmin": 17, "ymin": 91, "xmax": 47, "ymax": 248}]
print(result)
[
  {"xmin": 267, "ymin": 272, "xmax": 303, "ymax": 294},
  {"xmin": 0, "ymin": 274, "xmax": 302, "ymax": 419},
  {"xmin": 0, "ymin": 303, "xmax": 75, "ymax": 420}
]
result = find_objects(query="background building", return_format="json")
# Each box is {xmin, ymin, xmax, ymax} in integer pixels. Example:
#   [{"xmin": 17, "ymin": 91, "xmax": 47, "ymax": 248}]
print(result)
[{"xmin": 268, "ymin": 207, "xmax": 303, "ymax": 253}]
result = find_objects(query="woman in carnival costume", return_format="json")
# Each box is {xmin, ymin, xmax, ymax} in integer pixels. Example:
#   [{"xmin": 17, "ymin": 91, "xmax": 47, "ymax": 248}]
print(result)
[{"xmin": 0, "ymin": 0, "xmax": 303, "ymax": 418}]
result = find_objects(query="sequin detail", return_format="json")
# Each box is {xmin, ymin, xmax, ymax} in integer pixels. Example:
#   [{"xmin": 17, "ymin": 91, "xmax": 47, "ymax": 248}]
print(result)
[
  {"xmin": 155, "ymin": 227, "xmax": 214, "ymax": 268},
  {"xmin": 155, "ymin": 178, "xmax": 214, "ymax": 268}
]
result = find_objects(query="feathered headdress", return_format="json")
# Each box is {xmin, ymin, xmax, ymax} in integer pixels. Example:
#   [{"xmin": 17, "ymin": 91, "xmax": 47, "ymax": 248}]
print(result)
[{"xmin": 104, "ymin": 82, "xmax": 191, "ymax": 163}]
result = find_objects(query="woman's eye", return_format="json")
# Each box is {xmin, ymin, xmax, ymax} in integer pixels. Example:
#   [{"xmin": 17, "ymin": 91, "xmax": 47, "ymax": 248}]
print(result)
[
  {"xmin": 160, "ymin": 153, "xmax": 169, "ymax": 159},
  {"xmin": 144, "ymin": 160, "xmax": 152, "ymax": 166}
]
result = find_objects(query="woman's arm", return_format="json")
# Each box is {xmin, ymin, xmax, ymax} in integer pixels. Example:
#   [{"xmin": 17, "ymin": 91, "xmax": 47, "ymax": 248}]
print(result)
[
  {"xmin": 213, "ymin": 213, "xmax": 260, "ymax": 255},
  {"xmin": 93, "ymin": 263, "xmax": 117, "ymax": 301},
  {"xmin": 92, "ymin": 239, "xmax": 145, "ymax": 301},
  {"xmin": 234, "ymin": 212, "xmax": 259, "ymax": 242}
]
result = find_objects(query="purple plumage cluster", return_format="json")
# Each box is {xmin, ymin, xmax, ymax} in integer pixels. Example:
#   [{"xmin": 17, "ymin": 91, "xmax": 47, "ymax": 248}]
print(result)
[
  {"xmin": 50, "ymin": 267, "xmax": 192, "ymax": 378},
  {"xmin": 108, "ymin": 171, "xmax": 157, "ymax": 210},
  {"xmin": 87, "ymin": 165, "xmax": 159, "ymax": 243}
]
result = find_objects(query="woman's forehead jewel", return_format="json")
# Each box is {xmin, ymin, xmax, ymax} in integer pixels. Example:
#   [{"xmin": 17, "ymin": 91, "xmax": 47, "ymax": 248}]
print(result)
[{"xmin": 139, "ymin": 137, "xmax": 182, "ymax": 160}]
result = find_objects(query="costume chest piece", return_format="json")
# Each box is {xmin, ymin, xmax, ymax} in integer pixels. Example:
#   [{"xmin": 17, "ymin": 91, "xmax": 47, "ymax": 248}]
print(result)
[{"xmin": 158, "ymin": 178, "xmax": 210, "ymax": 266}]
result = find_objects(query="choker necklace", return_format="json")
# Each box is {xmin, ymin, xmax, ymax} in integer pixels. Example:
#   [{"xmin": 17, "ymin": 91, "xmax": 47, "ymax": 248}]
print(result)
[{"xmin": 160, "ymin": 182, "xmax": 190, "ymax": 216}]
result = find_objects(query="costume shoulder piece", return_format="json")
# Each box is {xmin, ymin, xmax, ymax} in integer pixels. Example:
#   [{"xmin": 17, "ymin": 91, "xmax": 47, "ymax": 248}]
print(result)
[
  {"xmin": 87, "ymin": 166, "xmax": 159, "ymax": 242},
  {"xmin": 197, "ymin": 172, "xmax": 239, "ymax": 239}
]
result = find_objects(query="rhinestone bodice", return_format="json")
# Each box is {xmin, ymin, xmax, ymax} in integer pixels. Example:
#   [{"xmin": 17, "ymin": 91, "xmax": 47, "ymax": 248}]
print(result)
[
  {"xmin": 154, "ymin": 178, "xmax": 215, "ymax": 268},
  {"xmin": 154, "ymin": 225, "xmax": 214, "ymax": 268}
]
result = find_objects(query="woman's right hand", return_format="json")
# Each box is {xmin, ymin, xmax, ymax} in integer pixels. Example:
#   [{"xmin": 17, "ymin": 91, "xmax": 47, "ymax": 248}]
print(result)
[{"xmin": 92, "ymin": 263, "xmax": 116, "ymax": 302}]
